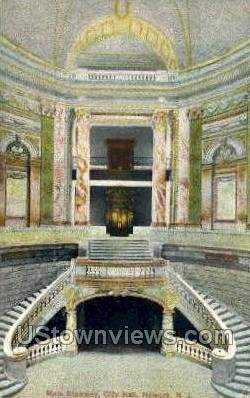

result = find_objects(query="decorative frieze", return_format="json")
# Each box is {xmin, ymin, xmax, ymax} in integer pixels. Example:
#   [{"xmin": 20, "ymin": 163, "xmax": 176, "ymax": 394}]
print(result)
[{"xmin": 203, "ymin": 113, "xmax": 247, "ymax": 135}]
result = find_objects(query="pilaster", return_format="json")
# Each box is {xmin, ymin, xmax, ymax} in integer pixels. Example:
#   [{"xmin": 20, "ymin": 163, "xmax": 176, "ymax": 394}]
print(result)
[
  {"xmin": 40, "ymin": 104, "xmax": 54, "ymax": 225},
  {"xmin": 0, "ymin": 155, "xmax": 6, "ymax": 226},
  {"xmin": 30, "ymin": 159, "xmax": 41, "ymax": 226},
  {"xmin": 152, "ymin": 110, "xmax": 168, "ymax": 227},
  {"xmin": 188, "ymin": 108, "xmax": 203, "ymax": 225},
  {"xmin": 247, "ymin": 101, "xmax": 250, "ymax": 228},
  {"xmin": 172, "ymin": 108, "xmax": 190, "ymax": 225},
  {"xmin": 53, "ymin": 104, "xmax": 68, "ymax": 224},
  {"xmin": 73, "ymin": 108, "xmax": 91, "ymax": 226}
]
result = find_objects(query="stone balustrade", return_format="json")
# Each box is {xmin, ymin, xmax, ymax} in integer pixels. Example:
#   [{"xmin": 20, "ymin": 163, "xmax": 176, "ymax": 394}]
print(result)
[
  {"xmin": 27, "ymin": 337, "xmax": 65, "ymax": 366},
  {"xmin": 175, "ymin": 338, "xmax": 212, "ymax": 367},
  {"xmin": 74, "ymin": 259, "xmax": 168, "ymax": 283},
  {"xmin": 72, "ymin": 70, "xmax": 179, "ymax": 83},
  {"xmin": 168, "ymin": 268, "xmax": 237, "ymax": 385}
]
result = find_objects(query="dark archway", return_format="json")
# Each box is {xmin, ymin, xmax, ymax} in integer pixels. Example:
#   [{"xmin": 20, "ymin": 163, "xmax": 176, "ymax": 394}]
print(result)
[
  {"xmin": 28, "ymin": 308, "xmax": 67, "ymax": 347},
  {"xmin": 77, "ymin": 296, "xmax": 163, "ymax": 353},
  {"xmin": 174, "ymin": 308, "xmax": 211, "ymax": 348}
]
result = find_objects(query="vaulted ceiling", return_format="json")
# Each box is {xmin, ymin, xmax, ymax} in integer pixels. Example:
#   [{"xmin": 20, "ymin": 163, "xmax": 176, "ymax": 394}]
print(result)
[{"xmin": 0, "ymin": 0, "xmax": 249, "ymax": 70}]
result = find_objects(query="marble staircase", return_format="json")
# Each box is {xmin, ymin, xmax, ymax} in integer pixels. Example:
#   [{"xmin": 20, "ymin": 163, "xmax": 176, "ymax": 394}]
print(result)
[
  {"xmin": 196, "ymin": 290, "xmax": 250, "ymax": 398},
  {"xmin": 0, "ymin": 287, "xmax": 47, "ymax": 397},
  {"xmin": 88, "ymin": 239, "xmax": 152, "ymax": 260}
]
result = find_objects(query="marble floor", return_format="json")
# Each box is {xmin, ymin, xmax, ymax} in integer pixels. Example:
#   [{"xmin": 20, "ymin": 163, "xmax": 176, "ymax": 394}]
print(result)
[{"xmin": 16, "ymin": 351, "xmax": 217, "ymax": 398}]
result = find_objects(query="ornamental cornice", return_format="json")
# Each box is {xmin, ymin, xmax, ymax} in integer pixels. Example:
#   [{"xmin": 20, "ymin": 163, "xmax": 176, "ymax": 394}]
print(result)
[{"xmin": 0, "ymin": 35, "xmax": 248, "ymax": 105}]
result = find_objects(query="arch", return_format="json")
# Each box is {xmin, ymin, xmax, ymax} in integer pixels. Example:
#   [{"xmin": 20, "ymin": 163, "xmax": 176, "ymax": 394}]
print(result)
[
  {"xmin": 76, "ymin": 294, "xmax": 164, "ymax": 352},
  {"xmin": 0, "ymin": 133, "xmax": 40, "ymax": 158},
  {"xmin": 203, "ymin": 137, "xmax": 246, "ymax": 164},
  {"xmin": 74, "ymin": 291, "xmax": 165, "ymax": 310},
  {"xmin": 66, "ymin": 14, "xmax": 178, "ymax": 70}
]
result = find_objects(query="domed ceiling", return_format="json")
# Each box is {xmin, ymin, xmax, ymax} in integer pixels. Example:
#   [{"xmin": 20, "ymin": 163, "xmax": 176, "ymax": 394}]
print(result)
[{"xmin": 0, "ymin": 0, "xmax": 249, "ymax": 70}]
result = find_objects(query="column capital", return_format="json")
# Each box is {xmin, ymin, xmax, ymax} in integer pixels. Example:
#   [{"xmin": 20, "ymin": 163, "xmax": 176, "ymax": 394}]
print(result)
[
  {"xmin": 160, "ymin": 288, "xmax": 179, "ymax": 312},
  {"xmin": 74, "ymin": 107, "xmax": 91, "ymax": 120},
  {"xmin": 64, "ymin": 287, "xmax": 79, "ymax": 312},
  {"xmin": 153, "ymin": 109, "xmax": 169, "ymax": 133},
  {"xmin": 188, "ymin": 107, "xmax": 204, "ymax": 120},
  {"xmin": 40, "ymin": 100, "xmax": 56, "ymax": 117},
  {"xmin": 54, "ymin": 103, "xmax": 66, "ymax": 118}
]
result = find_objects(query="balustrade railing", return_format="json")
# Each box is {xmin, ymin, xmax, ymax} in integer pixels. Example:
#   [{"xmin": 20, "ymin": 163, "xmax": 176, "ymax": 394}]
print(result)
[
  {"xmin": 175, "ymin": 338, "xmax": 212, "ymax": 366},
  {"xmin": 168, "ymin": 268, "xmax": 237, "ymax": 384},
  {"xmin": 27, "ymin": 337, "xmax": 65, "ymax": 366},
  {"xmin": 75, "ymin": 259, "xmax": 168, "ymax": 281},
  {"xmin": 66, "ymin": 70, "xmax": 179, "ymax": 83},
  {"xmin": 90, "ymin": 157, "xmax": 153, "ymax": 167}
]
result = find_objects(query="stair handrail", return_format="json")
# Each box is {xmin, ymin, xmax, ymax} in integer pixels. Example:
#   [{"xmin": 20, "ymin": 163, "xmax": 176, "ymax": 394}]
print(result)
[
  {"xmin": 4, "ymin": 259, "xmax": 75, "ymax": 358},
  {"xmin": 168, "ymin": 268, "xmax": 236, "ymax": 358}
]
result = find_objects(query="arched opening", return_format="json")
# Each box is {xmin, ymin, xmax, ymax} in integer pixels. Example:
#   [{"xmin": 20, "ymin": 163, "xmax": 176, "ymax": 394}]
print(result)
[{"xmin": 77, "ymin": 296, "xmax": 163, "ymax": 353}]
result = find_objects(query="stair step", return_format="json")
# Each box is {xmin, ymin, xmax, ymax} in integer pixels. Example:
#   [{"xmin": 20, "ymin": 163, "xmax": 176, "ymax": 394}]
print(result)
[
  {"xmin": 236, "ymin": 337, "xmax": 250, "ymax": 346},
  {"xmin": 2, "ymin": 381, "xmax": 24, "ymax": 397},
  {"xmin": 234, "ymin": 374, "xmax": 250, "ymax": 385},
  {"xmin": 227, "ymin": 381, "xmax": 250, "ymax": 394},
  {"xmin": 236, "ymin": 361, "xmax": 250, "ymax": 368},
  {"xmin": 0, "ymin": 323, "xmax": 10, "ymax": 331},
  {"xmin": 236, "ymin": 368, "xmax": 250, "ymax": 376},
  {"xmin": 212, "ymin": 381, "xmax": 248, "ymax": 398},
  {"xmin": 226, "ymin": 318, "xmax": 244, "ymax": 327},
  {"xmin": 0, "ymin": 380, "xmax": 16, "ymax": 391},
  {"xmin": 234, "ymin": 330, "xmax": 250, "ymax": 339},
  {"xmin": 11, "ymin": 305, "xmax": 26, "ymax": 314},
  {"xmin": 237, "ymin": 345, "xmax": 250, "ymax": 353},
  {"xmin": 236, "ymin": 353, "xmax": 250, "ymax": 360},
  {"xmin": 4, "ymin": 311, "xmax": 20, "ymax": 320},
  {"xmin": 232, "ymin": 324, "xmax": 250, "ymax": 333},
  {"xmin": 0, "ymin": 316, "xmax": 15, "ymax": 326}
]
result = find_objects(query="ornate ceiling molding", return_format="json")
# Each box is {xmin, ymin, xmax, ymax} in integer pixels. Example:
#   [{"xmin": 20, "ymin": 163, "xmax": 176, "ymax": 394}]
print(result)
[{"xmin": 66, "ymin": 6, "xmax": 178, "ymax": 70}]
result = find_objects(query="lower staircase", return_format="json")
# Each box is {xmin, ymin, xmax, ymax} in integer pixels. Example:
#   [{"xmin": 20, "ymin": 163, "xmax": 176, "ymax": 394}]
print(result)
[
  {"xmin": 88, "ymin": 239, "xmax": 152, "ymax": 260},
  {"xmin": 198, "ymin": 291, "xmax": 250, "ymax": 398},
  {"xmin": 0, "ymin": 288, "xmax": 47, "ymax": 397}
]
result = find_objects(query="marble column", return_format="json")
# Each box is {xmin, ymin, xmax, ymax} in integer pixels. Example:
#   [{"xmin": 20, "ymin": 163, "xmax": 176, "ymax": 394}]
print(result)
[
  {"xmin": 161, "ymin": 309, "xmax": 175, "ymax": 356},
  {"xmin": 0, "ymin": 155, "xmax": 6, "ymax": 226},
  {"xmin": 152, "ymin": 110, "xmax": 168, "ymax": 227},
  {"xmin": 53, "ymin": 104, "xmax": 68, "ymax": 224},
  {"xmin": 74, "ymin": 108, "xmax": 91, "ymax": 225},
  {"xmin": 30, "ymin": 159, "xmax": 41, "ymax": 226},
  {"xmin": 165, "ymin": 116, "xmax": 172, "ymax": 227},
  {"xmin": 65, "ymin": 309, "xmax": 78, "ymax": 355},
  {"xmin": 175, "ymin": 108, "xmax": 190, "ymax": 225}
]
